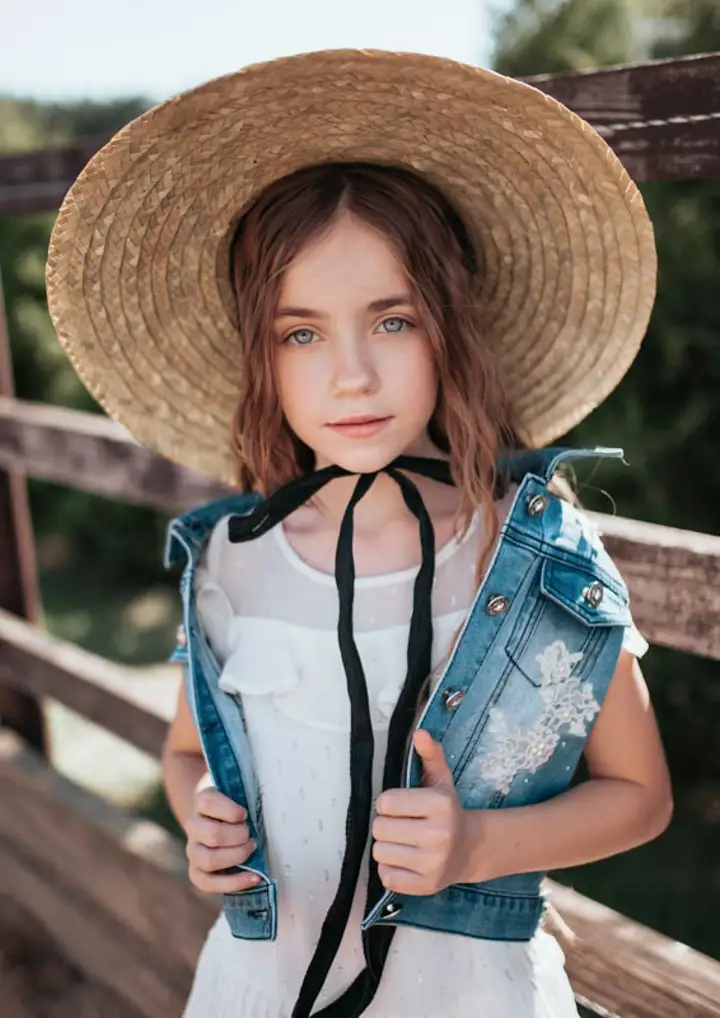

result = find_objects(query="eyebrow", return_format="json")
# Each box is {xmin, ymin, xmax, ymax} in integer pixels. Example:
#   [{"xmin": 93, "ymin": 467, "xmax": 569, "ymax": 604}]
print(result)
[{"xmin": 275, "ymin": 294, "xmax": 414, "ymax": 319}]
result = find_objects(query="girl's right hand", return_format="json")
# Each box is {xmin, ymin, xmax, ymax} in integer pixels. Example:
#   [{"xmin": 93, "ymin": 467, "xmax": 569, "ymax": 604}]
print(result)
[{"xmin": 186, "ymin": 787, "xmax": 260, "ymax": 894}]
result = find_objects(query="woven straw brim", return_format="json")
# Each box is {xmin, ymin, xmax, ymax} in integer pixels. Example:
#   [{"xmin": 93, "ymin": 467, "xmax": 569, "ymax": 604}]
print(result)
[{"xmin": 46, "ymin": 49, "xmax": 657, "ymax": 487}]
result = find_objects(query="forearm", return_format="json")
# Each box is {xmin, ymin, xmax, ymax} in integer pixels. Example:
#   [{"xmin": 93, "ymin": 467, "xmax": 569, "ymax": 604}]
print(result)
[
  {"xmin": 461, "ymin": 777, "xmax": 673, "ymax": 883},
  {"xmin": 161, "ymin": 744, "xmax": 211, "ymax": 834}
]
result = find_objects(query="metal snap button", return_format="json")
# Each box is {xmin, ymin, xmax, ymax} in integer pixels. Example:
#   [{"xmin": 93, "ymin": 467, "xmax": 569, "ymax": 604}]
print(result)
[
  {"xmin": 486, "ymin": 594, "xmax": 510, "ymax": 616},
  {"xmin": 175, "ymin": 624, "xmax": 187, "ymax": 647},
  {"xmin": 583, "ymin": 581, "xmax": 604, "ymax": 607},
  {"xmin": 527, "ymin": 494, "xmax": 548, "ymax": 517},
  {"xmin": 443, "ymin": 689, "xmax": 465, "ymax": 710},
  {"xmin": 383, "ymin": 902, "xmax": 403, "ymax": 919}
]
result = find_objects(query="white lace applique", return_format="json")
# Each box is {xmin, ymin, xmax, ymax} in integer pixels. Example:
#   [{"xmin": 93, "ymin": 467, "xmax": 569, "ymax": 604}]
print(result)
[{"xmin": 476, "ymin": 640, "xmax": 600, "ymax": 795}]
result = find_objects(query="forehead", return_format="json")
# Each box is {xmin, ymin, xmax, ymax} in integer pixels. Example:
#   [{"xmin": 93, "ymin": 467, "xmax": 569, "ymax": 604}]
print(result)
[{"xmin": 279, "ymin": 212, "xmax": 409, "ymax": 302}]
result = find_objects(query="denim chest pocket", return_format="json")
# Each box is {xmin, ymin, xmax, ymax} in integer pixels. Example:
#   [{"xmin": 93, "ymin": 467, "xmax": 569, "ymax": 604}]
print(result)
[
  {"xmin": 506, "ymin": 555, "xmax": 631, "ymax": 687},
  {"xmin": 453, "ymin": 554, "xmax": 631, "ymax": 809}
]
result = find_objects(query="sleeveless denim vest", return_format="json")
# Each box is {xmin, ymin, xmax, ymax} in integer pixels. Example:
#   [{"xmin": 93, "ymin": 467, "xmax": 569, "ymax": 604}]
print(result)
[{"xmin": 165, "ymin": 445, "xmax": 632, "ymax": 943}]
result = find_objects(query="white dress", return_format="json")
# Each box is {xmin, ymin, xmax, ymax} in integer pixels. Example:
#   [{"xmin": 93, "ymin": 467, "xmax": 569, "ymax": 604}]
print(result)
[{"xmin": 183, "ymin": 494, "xmax": 647, "ymax": 1018}]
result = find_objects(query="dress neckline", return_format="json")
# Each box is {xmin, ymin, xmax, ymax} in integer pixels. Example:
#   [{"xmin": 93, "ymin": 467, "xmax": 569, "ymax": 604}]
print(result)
[{"xmin": 273, "ymin": 511, "xmax": 481, "ymax": 589}]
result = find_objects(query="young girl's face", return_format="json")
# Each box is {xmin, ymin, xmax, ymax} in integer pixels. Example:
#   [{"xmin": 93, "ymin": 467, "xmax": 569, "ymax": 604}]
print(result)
[{"xmin": 274, "ymin": 211, "xmax": 439, "ymax": 474}]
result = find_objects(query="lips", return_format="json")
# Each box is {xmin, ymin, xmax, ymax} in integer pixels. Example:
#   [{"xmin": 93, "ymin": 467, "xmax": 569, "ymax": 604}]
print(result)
[
  {"xmin": 329, "ymin": 415, "xmax": 388, "ymax": 426},
  {"xmin": 327, "ymin": 415, "xmax": 392, "ymax": 438}
]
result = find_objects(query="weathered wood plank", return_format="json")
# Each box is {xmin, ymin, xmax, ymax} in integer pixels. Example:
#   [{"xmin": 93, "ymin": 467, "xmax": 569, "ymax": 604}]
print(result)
[
  {"xmin": 0, "ymin": 138, "xmax": 106, "ymax": 215},
  {"xmin": 1, "ymin": 398, "xmax": 719, "ymax": 659},
  {"xmin": 0, "ymin": 894, "xmax": 146, "ymax": 1018},
  {"xmin": 0, "ymin": 396, "xmax": 229, "ymax": 513},
  {"xmin": 0, "ymin": 53, "xmax": 718, "ymax": 212},
  {"xmin": 0, "ymin": 731, "xmax": 215, "ymax": 1018},
  {"xmin": 0, "ymin": 843, "xmax": 189, "ymax": 1018},
  {"xmin": 589, "ymin": 511, "xmax": 720, "ymax": 660},
  {"xmin": 523, "ymin": 52, "xmax": 720, "ymax": 182},
  {"xmin": 546, "ymin": 879, "xmax": 720, "ymax": 1018},
  {"xmin": 0, "ymin": 607, "xmax": 173, "ymax": 756},
  {"xmin": 1, "ymin": 732, "xmax": 719, "ymax": 1018},
  {"xmin": 0, "ymin": 730, "xmax": 214, "ymax": 965}
]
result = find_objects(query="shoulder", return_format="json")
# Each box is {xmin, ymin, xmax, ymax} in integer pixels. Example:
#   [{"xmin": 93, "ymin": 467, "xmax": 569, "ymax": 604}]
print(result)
[
  {"xmin": 198, "ymin": 513, "xmax": 234, "ymax": 580},
  {"xmin": 164, "ymin": 490, "xmax": 261, "ymax": 568},
  {"xmin": 197, "ymin": 511, "xmax": 277, "ymax": 583},
  {"xmin": 195, "ymin": 510, "xmax": 288, "ymax": 616}
]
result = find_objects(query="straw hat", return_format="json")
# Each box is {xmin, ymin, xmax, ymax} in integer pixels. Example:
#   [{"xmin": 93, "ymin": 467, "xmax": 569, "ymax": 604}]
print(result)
[{"xmin": 46, "ymin": 49, "xmax": 657, "ymax": 486}]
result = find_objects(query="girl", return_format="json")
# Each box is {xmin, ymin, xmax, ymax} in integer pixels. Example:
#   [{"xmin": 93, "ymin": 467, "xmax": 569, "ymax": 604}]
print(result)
[{"xmin": 46, "ymin": 50, "xmax": 672, "ymax": 1018}]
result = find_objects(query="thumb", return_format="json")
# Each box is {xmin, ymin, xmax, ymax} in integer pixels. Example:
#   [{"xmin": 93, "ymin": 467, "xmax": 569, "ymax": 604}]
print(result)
[{"xmin": 413, "ymin": 729, "xmax": 455, "ymax": 790}]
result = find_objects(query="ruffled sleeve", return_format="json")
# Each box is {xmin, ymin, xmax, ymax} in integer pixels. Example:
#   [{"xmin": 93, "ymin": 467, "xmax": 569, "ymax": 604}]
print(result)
[
  {"xmin": 195, "ymin": 515, "xmax": 236, "ymax": 665},
  {"xmin": 195, "ymin": 516, "xmax": 302, "ymax": 700},
  {"xmin": 196, "ymin": 575, "xmax": 235, "ymax": 664}
]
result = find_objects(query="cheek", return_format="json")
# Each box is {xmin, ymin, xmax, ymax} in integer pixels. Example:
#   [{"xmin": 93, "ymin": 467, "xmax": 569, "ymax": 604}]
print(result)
[
  {"xmin": 392, "ymin": 340, "xmax": 438, "ymax": 416},
  {"xmin": 276, "ymin": 352, "xmax": 320, "ymax": 434}
]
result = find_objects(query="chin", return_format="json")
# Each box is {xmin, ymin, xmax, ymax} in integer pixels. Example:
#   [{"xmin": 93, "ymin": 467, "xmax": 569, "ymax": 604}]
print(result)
[{"xmin": 321, "ymin": 440, "xmax": 410, "ymax": 475}]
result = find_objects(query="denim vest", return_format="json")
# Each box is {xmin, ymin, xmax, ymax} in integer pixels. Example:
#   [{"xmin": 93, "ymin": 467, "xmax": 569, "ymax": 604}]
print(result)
[{"xmin": 165, "ymin": 446, "xmax": 632, "ymax": 943}]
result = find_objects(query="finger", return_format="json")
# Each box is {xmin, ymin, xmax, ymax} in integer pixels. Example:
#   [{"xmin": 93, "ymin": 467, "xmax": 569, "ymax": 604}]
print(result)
[
  {"xmin": 195, "ymin": 789, "xmax": 247, "ymax": 823},
  {"xmin": 189, "ymin": 865, "xmax": 263, "ymax": 895},
  {"xmin": 372, "ymin": 815, "xmax": 423, "ymax": 847},
  {"xmin": 413, "ymin": 729, "xmax": 455, "ymax": 790},
  {"xmin": 188, "ymin": 841, "xmax": 257, "ymax": 873},
  {"xmin": 186, "ymin": 815, "xmax": 252, "ymax": 849},
  {"xmin": 376, "ymin": 788, "xmax": 437, "ymax": 818},
  {"xmin": 377, "ymin": 863, "xmax": 428, "ymax": 895},
  {"xmin": 372, "ymin": 840, "xmax": 424, "ymax": 872}
]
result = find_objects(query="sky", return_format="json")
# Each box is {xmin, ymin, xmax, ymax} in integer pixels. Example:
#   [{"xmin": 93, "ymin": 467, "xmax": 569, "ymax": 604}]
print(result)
[{"xmin": 1, "ymin": 0, "xmax": 503, "ymax": 103}]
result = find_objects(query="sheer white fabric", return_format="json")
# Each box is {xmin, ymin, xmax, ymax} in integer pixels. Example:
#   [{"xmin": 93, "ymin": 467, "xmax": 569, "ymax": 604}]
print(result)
[{"xmin": 182, "ymin": 492, "xmax": 646, "ymax": 1018}]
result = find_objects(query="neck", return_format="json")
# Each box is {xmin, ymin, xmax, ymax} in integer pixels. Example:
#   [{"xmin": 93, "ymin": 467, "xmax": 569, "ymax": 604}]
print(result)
[{"xmin": 311, "ymin": 438, "xmax": 455, "ymax": 534}]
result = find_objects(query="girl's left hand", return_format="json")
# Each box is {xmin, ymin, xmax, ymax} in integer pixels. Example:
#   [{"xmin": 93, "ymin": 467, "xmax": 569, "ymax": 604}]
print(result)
[{"xmin": 371, "ymin": 729, "xmax": 477, "ymax": 895}]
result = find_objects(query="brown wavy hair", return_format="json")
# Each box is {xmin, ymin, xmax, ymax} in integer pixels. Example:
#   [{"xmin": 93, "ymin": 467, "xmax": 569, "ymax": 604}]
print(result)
[{"xmin": 229, "ymin": 161, "xmax": 520, "ymax": 572}]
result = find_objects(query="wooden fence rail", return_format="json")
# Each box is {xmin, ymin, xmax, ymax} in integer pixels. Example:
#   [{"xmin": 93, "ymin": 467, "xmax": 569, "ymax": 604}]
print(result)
[
  {"xmin": 0, "ymin": 729, "xmax": 213, "ymax": 1018},
  {"xmin": 0, "ymin": 608, "xmax": 719, "ymax": 1018},
  {"xmin": 0, "ymin": 408, "xmax": 717, "ymax": 1016},
  {"xmin": 0, "ymin": 399, "xmax": 718, "ymax": 1014},
  {"xmin": 0, "ymin": 52, "xmax": 719, "ymax": 218},
  {"xmin": 1, "ymin": 396, "xmax": 719, "ymax": 661},
  {"xmin": 522, "ymin": 51, "xmax": 720, "ymax": 181}
]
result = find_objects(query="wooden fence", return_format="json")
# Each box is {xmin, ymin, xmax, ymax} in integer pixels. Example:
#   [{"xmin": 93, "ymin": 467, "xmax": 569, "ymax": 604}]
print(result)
[
  {"xmin": 1, "ymin": 51, "xmax": 720, "ymax": 219},
  {"xmin": 2, "ymin": 399, "xmax": 720, "ymax": 1018},
  {"xmin": 0, "ymin": 48, "xmax": 719, "ymax": 1018}
]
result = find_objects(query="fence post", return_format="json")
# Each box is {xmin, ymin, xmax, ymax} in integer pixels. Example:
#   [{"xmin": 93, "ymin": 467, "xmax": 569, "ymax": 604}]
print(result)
[{"xmin": 0, "ymin": 269, "xmax": 47, "ymax": 754}]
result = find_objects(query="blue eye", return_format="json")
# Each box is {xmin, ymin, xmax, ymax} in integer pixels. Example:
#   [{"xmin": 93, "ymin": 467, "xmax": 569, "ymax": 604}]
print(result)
[
  {"xmin": 380, "ymin": 316, "xmax": 412, "ymax": 334},
  {"xmin": 286, "ymin": 328, "xmax": 317, "ymax": 346}
]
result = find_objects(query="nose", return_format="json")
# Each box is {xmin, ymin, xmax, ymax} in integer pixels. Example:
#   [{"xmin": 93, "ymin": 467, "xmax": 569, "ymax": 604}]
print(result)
[{"xmin": 331, "ymin": 333, "xmax": 379, "ymax": 397}]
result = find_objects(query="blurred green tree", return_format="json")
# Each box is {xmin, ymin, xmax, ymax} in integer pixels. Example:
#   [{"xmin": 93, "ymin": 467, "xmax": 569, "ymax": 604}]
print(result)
[
  {"xmin": 489, "ymin": 0, "xmax": 720, "ymax": 959},
  {"xmin": 490, "ymin": 1, "xmax": 720, "ymax": 533},
  {"xmin": 490, "ymin": 0, "xmax": 634, "ymax": 75},
  {"xmin": 0, "ymin": 96, "xmax": 167, "ymax": 583}
]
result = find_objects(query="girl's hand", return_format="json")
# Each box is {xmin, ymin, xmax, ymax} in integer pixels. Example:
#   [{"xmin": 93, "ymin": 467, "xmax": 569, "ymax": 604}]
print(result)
[
  {"xmin": 372, "ymin": 729, "xmax": 479, "ymax": 895},
  {"xmin": 186, "ymin": 787, "xmax": 260, "ymax": 894}
]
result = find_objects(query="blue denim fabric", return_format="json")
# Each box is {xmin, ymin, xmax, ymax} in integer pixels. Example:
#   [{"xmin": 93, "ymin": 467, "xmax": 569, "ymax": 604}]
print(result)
[{"xmin": 165, "ymin": 446, "xmax": 632, "ymax": 943}]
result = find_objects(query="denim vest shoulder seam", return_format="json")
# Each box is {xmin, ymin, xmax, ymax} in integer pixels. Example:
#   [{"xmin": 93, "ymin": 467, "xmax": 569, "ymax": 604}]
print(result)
[{"xmin": 164, "ymin": 490, "xmax": 262, "ymax": 569}]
